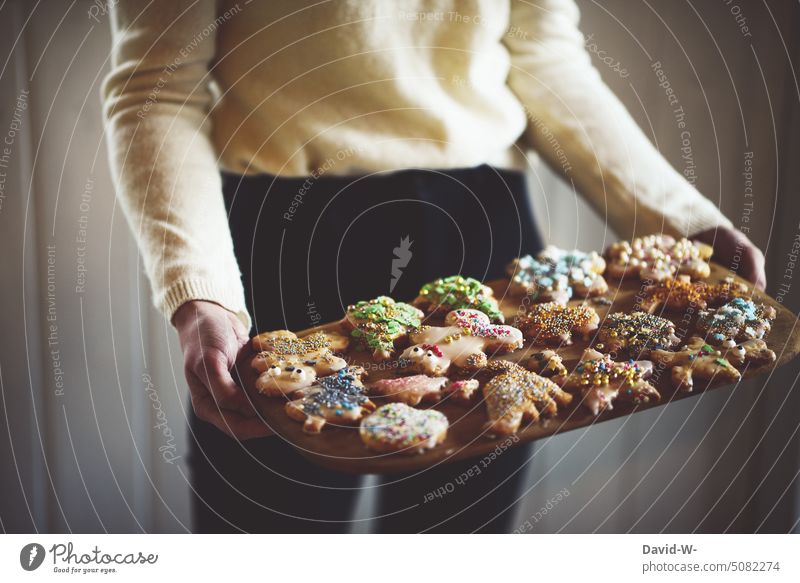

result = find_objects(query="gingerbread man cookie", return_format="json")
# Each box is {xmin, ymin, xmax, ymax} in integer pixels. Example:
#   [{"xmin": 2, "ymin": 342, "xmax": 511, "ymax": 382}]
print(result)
[
  {"xmin": 285, "ymin": 367, "xmax": 375, "ymax": 433},
  {"xmin": 481, "ymin": 360, "xmax": 572, "ymax": 435},
  {"xmin": 399, "ymin": 309, "xmax": 523, "ymax": 375},
  {"xmin": 344, "ymin": 296, "xmax": 424, "ymax": 361},
  {"xmin": 515, "ymin": 302, "xmax": 600, "ymax": 345},
  {"xmin": 251, "ymin": 330, "xmax": 349, "ymax": 396},
  {"xmin": 696, "ymin": 298, "xmax": 776, "ymax": 347},
  {"xmin": 555, "ymin": 349, "xmax": 659, "ymax": 415},
  {"xmin": 605, "ymin": 234, "xmax": 713, "ymax": 282},
  {"xmin": 508, "ymin": 246, "xmax": 608, "ymax": 303},
  {"xmin": 369, "ymin": 375, "xmax": 479, "ymax": 406},
  {"xmin": 596, "ymin": 312, "xmax": 680, "ymax": 358},
  {"xmin": 725, "ymin": 338, "xmax": 777, "ymax": 369},
  {"xmin": 414, "ymin": 275, "xmax": 504, "ymax": 322},
  {"xmin": 360, "ymin": 403, "xmax": 449, "ymax": 454}
]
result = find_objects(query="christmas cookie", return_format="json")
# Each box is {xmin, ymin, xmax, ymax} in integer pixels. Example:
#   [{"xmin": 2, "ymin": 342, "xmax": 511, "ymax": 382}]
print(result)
[
  {"xmin": 511, "ymin": 246, "xmax": 608, "ymax": 301},
  {"xmin": 344, "ymin": 296, "xmax": 424, "ymax": 361},
  {"xmin": 515, "ymin": 302, "xmax": 600, "ymax": 345},
  {"xmin": 414, "ymin": 275, "xmax": 504, "ymax": 322},
  {"xmin": 399, "ymin": 309, "xmax": 523, "ymax": 375},
  {"xmin": 596, "ymin": 312, "xmax": 680, "ymax": 358},
  {"xmin": 555, "ymin": 349, "xmax": 659, "ymax": 415},
  {"xmin": 251, "ymin": 331, "xmax": 349, "ymax": 396},
  {"xmin": 605, "ymin": 234, "xmax": 713, "ymax": 282},
  {"xmin": 369, "ymin": 375, "xmax": 479, "ymax": 406},
  {"xmin": 696, "ymin": 298, "xmax": 776, "ymax": 347},
  {"xmin": 359, "ymin": 403, "xmax": 449, "ymax": 454},
  {"xmin": 481, "ymin": 360, "xmax": 572, "ymax": 435},
  {"xmin": 650, "ymin": 338, "xmax": 737, "ymax": 392},
  {"xmin": 285, "ymin": 367, "xmax": 374, "ymax": 433},
  {"xmin": 639, "ymin": 275, "xmax": 749, "ymax": 313},
  {"xmin": 522, "ymin": 350, "xmax": 568, "ymax": 377}
]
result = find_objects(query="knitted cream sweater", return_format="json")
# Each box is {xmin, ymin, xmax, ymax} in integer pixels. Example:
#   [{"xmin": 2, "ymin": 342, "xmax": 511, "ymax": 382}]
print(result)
[{"xmin": 102, "ymin": 0, "xmax": 732, "ymax": 329}]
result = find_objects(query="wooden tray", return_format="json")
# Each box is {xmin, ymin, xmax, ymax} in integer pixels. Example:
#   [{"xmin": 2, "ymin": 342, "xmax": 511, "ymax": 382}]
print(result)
[{"xmin": 240, "ymin": 263, "xmax": 800, "ymax": 474}]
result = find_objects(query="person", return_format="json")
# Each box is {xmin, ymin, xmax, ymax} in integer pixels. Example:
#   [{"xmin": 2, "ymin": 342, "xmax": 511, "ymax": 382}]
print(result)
[{"xmin": 102, "ymin": 0, "xmax": 766, "ymax": 533}]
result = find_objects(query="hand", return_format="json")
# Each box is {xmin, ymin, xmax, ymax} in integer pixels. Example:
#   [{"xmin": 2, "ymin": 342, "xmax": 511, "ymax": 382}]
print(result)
[
  {"xmin": 692, "ymin": 227, "xmax": 766, "ymax": 290},
  {"xmin": 173, "ymin": 300, "xmax": 272, "ymax": 440}
]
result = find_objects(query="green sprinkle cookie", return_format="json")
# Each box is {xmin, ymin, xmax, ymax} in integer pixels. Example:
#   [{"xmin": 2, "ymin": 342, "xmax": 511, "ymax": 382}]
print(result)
[
  {"xmin": 413, "ymin": 275, "xmax": 504, "ymax": 322},
  {"xmin": 345, "ymin": 296, "xmax": 423, "ymax": 361}
]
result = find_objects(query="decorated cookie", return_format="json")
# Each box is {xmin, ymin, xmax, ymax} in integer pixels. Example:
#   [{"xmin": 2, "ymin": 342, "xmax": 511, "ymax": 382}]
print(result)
[
  {"xmin": 696, "ymin": 298, "xmax": 776, "ymax": 347},
  {"xmin": 360, "ymin": 403, "xmax": 449, "ymax": 454},
  {"xmin": 596, "ymin": 312, "xmax": 680, "ymax": 358},
  {"xmin": 605, "ymin": 234, "xmax": 713, "ymax": 282},
  {"xmin": 369, "ymin": 375, "xmax": 479, "ymax": 406},
  {"xmin": 285, "ymin": 367, "xmax": 374, "ymax": 433},
  {"xmin": 725, "ymin": 338, "xmax": 777, "ymax": 369},
  {"xmin": 650, "ymin": 338, "xmax": 740, "ymax": 392},
  {"xmin": 509, "ymin": 246, "xmax": 608, "ymax": 302},
  {"xmin": 251, "ymin": 331, "xmax": 349, "ymax": 396},
  {"xmin": 522, "ymin": 350, "xmax": 569, "ymax": 377},
  {"xmin": 399, "ymin": 309, "xmax": 523, "ymax": 375},
  {"xmin": 414, "ymin": 275, "xmax": 504, "ymax": 322},
  {"xmin": 515, "ymin": 302, "xmax": 600, "ymax": 345},
  {"xmin": 555, "ymin": 349, "xmax": 659, "ymax": 415},
  {"xmin": 481, "ymin": 360, "xmax": 572, "ymax": 435},
  {"xmin": 639, "ymin": 275, "xmax": 749, "ymax": 313},
  {"xmin": 344, "ymin": 296, "xmax": 424, "ymax": 360}
]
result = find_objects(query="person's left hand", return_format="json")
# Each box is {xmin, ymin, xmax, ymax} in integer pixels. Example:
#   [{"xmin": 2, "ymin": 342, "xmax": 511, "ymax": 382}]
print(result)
[{"xmin": 692, "ymin": 226, "xmax": 766, "ymax": 290}]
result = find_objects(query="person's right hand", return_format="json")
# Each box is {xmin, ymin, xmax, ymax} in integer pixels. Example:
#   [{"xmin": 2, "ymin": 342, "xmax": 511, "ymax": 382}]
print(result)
[{"xmin": 173, "ymin": 300, "xmax": 272, "ymax": 440}]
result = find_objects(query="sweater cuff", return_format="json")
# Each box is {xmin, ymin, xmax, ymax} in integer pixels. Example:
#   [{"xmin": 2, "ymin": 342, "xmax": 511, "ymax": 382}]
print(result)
[{"xmin": 159, "ymin": 277, "xmax": 252, "ymax": 331}]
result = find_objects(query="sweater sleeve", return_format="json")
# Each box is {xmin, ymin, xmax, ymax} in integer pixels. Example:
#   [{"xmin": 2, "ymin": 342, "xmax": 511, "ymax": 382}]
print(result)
[
  {"xmin": 504, "ymin": 0, "xmax": 733, "ymax": 238},
  {"xmin": 101, "ymin": 0, "xmax": 250, "ymax": 329}
]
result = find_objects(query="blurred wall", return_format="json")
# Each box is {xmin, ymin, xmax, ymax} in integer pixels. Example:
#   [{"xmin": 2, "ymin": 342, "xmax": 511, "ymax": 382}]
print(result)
[{"xmin": 0, "ymin": 0, "xmax": 798, "ymax": 533}]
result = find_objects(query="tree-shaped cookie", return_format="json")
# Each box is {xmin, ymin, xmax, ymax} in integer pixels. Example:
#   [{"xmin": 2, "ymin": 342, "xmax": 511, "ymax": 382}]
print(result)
[
  {"xmin": 414, "ymin": 275, "xmax": 504, "ymax": 322},
  {"xmin": 555, "ymin": 349, "xmax": 659, "ymax": 415},
  {"xmin": 639, "ymin": 275, "xmax": 749, "ymax": 313},
  {"xmin": 285, "ymin": 367, "xmax": 375, "ymax": 433},
  {"xmin": 696, "ymin": 298, "xmax": 776, "ymax": 347},
  {"xmin": 515, "ymin": 301, "xmax": 600, "ymax": 345},
  {"xmin": 369, "ymin": 375, "xmax": 479, "ymax": 406},
  {"xmin": 605, "ymin": 234, "xmax": 713, "ymax": 281},
  {"xmin": 480, "ymin": 360, "xmax": 572, "ymax": 435},
  {"xmin": 251, "ymin": 330, "xmax": 349, "ymax": 396},
  {"xmin": 507, "ymin": 246, "xmax": 608, "ymax": 303},
  {"xmin": 344, "ymin": 296, "xmax": 423, "ymax": 360},
  {"xmin": 399, "ymin": 309, "xmax": 523, "ymax": 375},
  {"xmin": 651, "ymin": 336, "xmax": 776, "ymax": 391},
  {"xmin": 596, "ymin": 312, "xmax": 680, "ymax": 358}
]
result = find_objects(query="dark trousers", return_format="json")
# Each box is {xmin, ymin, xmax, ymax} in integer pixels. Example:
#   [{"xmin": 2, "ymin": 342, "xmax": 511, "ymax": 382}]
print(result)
[{"xmin": 188, "ymin": 165, "xmax": 542, "ymax": 532}]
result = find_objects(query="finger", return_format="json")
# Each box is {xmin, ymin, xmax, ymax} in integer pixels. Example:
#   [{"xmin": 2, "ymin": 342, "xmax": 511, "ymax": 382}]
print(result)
[
  {"xmin": 191, "ymin": 388, "xmax": 273, "ymax": 440},
  {"xmin": 192, "ymin": 359, "xmax": 257, "ymax": 418},
  {"xmin": 738, "ymin": 246, "xmax": 766, "ymax": 290}
]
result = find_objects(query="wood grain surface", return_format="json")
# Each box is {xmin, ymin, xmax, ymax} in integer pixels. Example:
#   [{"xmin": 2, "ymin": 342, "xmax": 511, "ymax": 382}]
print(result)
[{"xmin": 239, "ymin": 263, "xmax": 800, "ymax": 474}]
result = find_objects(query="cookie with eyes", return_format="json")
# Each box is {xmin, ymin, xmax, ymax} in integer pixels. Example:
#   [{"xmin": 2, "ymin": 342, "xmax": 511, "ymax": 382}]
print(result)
[
  {"xmin": 639, "ymin": 275, "xmax": 749, "ymax": 313},
  {"xmin": 510, "ymin": 246, "xmax": 609, "ymax": 301},
  {"xmin": 554, "ymin": 349, "xmax": 659, "ymax": 415},
  {"xmin": 481, "ymin": 360, "xmax": 572, "ymax": 436},
  {"xmin": 369, "ymin": 375, "xmax": 480, "ymax": 406},
  {"xmin": 514, "ymin": 302, "xmax": 600, "ymax": 345},
  {"xmin": 414, "ymin": 275, "xmax": 504, "ymax": 322},
  {"xmin": 344, "ymin": 296, "xmax": 424, "ymax": 361},
  {"xmin": 650, "ymin": 338, "xmax": 735, "ymax": 392},
  {"xmin": 695, "ymin": 298, "xmax": 777, "ymax": 347},
  {"xmin": 605, "ymin": 234, "xmax": 713, "ymax": 282},
  {"xmin": 359, "ymin": 403, "xmax": 449, "ymax": 454},
  {"xmin": 285, "ymin": 367, "xmax": 375, "ymax": 434},
  {"xmin": 250, "ymin": 330, "xmax": 349, "ymax": 396},
  {"xmin": 596, "ymin": 312, "xmax": 680, "ymax": 358},
  {"xmin": 399, "ymin": 309, "xmax": 524, "ymax": 375}
]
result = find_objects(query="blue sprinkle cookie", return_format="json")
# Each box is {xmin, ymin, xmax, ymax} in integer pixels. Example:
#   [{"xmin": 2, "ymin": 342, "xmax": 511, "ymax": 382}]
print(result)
[{"xmin": 696, "ymin": 298, "xmax": 776, "ymax": 347}]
